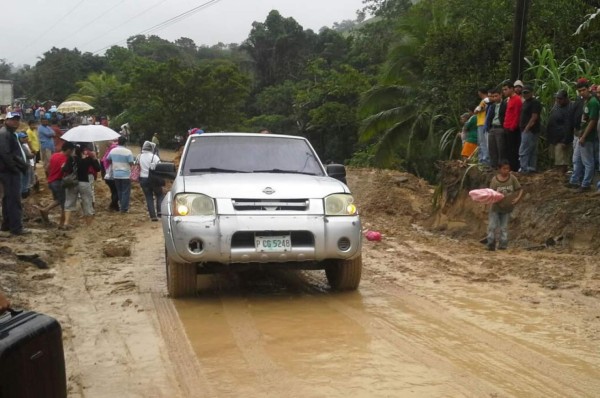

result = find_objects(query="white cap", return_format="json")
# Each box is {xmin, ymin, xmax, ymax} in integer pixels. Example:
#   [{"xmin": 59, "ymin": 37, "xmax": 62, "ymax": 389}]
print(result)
[{"xmin": 514, "ymin": 80, "xmax": 524, "ymax": 87}]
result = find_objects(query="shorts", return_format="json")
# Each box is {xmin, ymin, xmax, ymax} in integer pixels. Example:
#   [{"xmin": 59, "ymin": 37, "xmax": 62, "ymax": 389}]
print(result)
[
  {"xmin": 64, "ymin": 181, "xmax": 94, "ymax": 216},
  {"xmin": 548, "ymin": 143, "xmax": 571, "ymax": 166},
  {"xmin": 49, "ymin": 180, "xmax": 65, "ymax": 209},
  {"xmin": 461, "ymin": 142, "xmax": 478, "ymax": 158}
]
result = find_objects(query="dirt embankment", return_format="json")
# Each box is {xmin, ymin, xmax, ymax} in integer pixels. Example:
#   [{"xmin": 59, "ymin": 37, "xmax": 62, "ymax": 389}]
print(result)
[{"xmin": 430, "ymin": 162, "xmax": 600, "ymax": 252}]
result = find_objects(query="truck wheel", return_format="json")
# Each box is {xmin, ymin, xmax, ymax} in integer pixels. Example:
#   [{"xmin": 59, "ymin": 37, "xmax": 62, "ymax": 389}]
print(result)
[
  {"xmin": 325, "ymin": 256, "xmax": 362, "ymax": 291},
  {"xmin": 166, "ymin": 255, "xmax": 197, "ymax": 298}
]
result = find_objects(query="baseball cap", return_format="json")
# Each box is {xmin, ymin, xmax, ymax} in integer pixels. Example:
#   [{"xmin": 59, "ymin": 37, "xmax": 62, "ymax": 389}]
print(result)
[
  {"xmin": 513, "ymin": 80, "xmax": 524, "ymax": 87},
  {"xmin": 17, "ymin": 132, "xmax": 27, "ymax": 139},
  {"xmin": 5, "ymin": 111, "xmax": 21, "ymax": 119},
  {"xmin": 522, "ymin": 85, "xmax": 533, "ymax": 93},
  {"xmin": 555, "ymin": 90, "xmax": 568, "ymax": 99}
]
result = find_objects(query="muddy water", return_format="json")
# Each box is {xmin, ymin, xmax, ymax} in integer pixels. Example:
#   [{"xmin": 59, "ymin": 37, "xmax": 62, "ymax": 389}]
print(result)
[{"xmin": 173, "ymin": 270, "xmax": 600, "ymax": 398}]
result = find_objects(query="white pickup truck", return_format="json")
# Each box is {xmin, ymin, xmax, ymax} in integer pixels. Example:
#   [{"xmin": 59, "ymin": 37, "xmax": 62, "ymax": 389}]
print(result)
[{"xmin": 155, "ymin": 133, "xmax": 362, "ymax": 297}]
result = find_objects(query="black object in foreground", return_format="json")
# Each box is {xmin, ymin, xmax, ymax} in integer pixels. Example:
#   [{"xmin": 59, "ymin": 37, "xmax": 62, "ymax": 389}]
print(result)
[{"xmin": 0, "ymin": 310, "xmax": 67, "ymax": 398}]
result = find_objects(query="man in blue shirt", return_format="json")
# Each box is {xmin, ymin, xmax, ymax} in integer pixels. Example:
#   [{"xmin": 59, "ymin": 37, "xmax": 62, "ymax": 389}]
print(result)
[{"xmin": 37, "ymin": 118, "xmax": 55, "ymax": 175}]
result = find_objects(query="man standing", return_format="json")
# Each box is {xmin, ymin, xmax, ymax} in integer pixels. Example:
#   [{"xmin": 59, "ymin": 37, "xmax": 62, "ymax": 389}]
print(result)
[
  {"xmin": 569, "ymin": 80, "xmax": 599, "ymax": 192},
  {"xmin": 502, "ymin": 81, "xmax": 523, "ymax": 172},
  {"xmin": 107, "ymin": 136, "xmax": 134, "ymax": 213},
  {"xmin": 0, "ymin": 112, "xmax": 30, "ymax": 235},
  {"xmin": 485, "ymin": 88, "xmax": 506, "ymax": 169},
  {"xmin": 474, "ymin": 88, "xmax": 490, "ymax": 166},
  {"xmin": 38, "ymin": 118, "xmax": 55, "ymax": 174},
  {"xmin": 518, "ymin": 85, "xmax": 542, "ymax": 173},
  {"xmin": 26, "ymin": 120, "xmax": 40, "ymax": 163},
  {"xmin": 36, "ymin": 142, "xmax": 75, "ymax": 228},
  {"xmin": 546, "ymin": 90, "xmax": 573, "ymax": 174}
]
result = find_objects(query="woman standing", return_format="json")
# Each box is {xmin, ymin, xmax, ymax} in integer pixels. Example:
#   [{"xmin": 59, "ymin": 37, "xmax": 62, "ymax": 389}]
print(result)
[
  {"xmin": 138, "ymin": 141, "xmax": 164, "ymax": 221},
  {"xmin": 101, "ymin": 140, "xmax": 120, "ymax": 212},
  {"xmin": 63, "ymin": 145, "xmax": 101, "ymax": 227}
]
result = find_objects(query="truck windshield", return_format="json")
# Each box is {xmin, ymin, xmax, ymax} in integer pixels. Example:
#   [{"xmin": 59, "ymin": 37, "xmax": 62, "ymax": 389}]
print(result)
[{"xmin": 182, "ymin": 135, "xmax": 325, "ymax": 176}]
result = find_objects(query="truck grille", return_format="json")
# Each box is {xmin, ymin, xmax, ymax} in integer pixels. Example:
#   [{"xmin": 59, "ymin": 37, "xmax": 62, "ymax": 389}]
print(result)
[
  {"xmin": 231, "ymin": 231, "xmax": 315, "ymax": 248},
  {"xmin": 232, "ymin": 199, "xmax": 309, "ymax": 211}
]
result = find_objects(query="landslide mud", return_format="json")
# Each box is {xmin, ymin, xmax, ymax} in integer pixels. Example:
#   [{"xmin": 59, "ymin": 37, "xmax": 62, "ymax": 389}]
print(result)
[{"xmin": 1, "ymin": 162, "xmax": 599, "ymax": 397}]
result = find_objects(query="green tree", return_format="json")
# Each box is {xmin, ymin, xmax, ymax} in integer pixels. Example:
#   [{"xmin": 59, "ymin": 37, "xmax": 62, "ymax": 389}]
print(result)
[
  {"xmin": 242, "ymin": 10, "xmax": 316, "ymax": 88},
  {"xmin": 67, "ymin": 72, "xmax": 123, "ymax": 117},
  {"xmin": 28, "ymin": 47, "xmax": 106, "ymax": 101}
]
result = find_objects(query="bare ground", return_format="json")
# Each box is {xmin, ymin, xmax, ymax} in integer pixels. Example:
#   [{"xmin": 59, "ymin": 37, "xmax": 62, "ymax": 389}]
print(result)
[{"xmin": 1, "ymin": 163, "xmax": 599, "ymax": 397}]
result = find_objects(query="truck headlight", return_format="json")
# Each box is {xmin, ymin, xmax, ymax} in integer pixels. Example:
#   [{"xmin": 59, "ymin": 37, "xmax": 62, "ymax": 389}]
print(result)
[
  {"xmin": 174, "ymin": 194, "xmax": 215, "ymax": 216},
  {"xmin": 325, "ymin": 194, "xmax": 357, "ymax": 216}
]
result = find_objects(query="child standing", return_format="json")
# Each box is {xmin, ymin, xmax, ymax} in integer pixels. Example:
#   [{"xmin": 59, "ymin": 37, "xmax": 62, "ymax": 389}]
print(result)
[{"xmin": 487, "ymin": 159, "xmax": 523, "ymax": 250}]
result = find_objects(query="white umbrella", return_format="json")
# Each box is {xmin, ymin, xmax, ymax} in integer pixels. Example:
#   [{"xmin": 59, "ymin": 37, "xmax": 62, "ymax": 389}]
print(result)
[
  {"xmin": 57, "ymin": 101, "xmax": 94, "ymax": 113},
  {"xmin": 61, "ymin": 125, "xmax": 120, "ymax": 142}
]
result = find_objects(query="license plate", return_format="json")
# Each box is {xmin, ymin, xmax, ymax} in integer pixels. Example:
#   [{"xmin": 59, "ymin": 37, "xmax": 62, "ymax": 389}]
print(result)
[{"xmin": 255, "ymin": 235, "xmax": 292, "ymax": 252}]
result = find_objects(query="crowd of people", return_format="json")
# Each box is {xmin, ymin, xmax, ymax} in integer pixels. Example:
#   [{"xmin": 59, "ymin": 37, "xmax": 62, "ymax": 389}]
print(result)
[
  {"xmin": 0, "ymin": 108, "xmax": 166, "ymax": 236},
  {"xmin": 461, "ymin": 78, "xmax": 600, "ymax": 193}
]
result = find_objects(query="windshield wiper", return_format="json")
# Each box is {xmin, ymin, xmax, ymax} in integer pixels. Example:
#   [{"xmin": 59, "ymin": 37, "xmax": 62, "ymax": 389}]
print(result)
[
  {"xmin": 189, "ymin": 167, "xmax": 249, "ymax": 173},
  {"xmin": 252, "ymin": 169, "xmax": 319, "ymax": 176}
]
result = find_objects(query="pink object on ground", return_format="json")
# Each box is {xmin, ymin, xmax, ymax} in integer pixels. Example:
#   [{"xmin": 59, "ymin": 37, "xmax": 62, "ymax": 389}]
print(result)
[
  {"xmin": 365, "ymin": 230, "xmax": 382, "ymax": 241},
  {"xmin": 469, "ymin": 188, "xmax": 505, "ymax": 204}
]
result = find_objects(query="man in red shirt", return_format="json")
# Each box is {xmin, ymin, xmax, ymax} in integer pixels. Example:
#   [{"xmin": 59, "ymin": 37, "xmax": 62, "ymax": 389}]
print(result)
[
  {"xmin": 36, "ymin": 142, "xmax": 75, "ymax": 228},
  {"xmin": 502, "ymin": 81, "xmax": 523, "ymax": 171}
]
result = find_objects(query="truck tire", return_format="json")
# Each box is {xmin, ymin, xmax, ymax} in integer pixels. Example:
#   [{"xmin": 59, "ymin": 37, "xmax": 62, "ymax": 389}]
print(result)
[
  {"xmin": 166, "ymin": 255, "xmax": 197, "ymax": 298},
  {"xmin": 325, "ymin": 256, "xmax": 362, "ymax": 291}
]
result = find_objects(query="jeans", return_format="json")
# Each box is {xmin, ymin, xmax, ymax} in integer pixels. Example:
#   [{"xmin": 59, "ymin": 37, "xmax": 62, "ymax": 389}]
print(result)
[
  {"xmin": 140, "ymin": 178, "xmax": 165, "ymax": 219},
  {"xmin": 477, "ymin": 126, "xmax": 489, "ymax": 165},
  {"xmin": 0, "ymin": 172, "xmax": 23, "ymax": 233},
  {"xmin": 505, "ymin": 130, "xmax": 521, "ymax": 172},
  {"xmin": 105, "ymin": 179, "xmax": 119, "ymax": 211},
  {"xmin": 114, "ymin": 178, "xmax": 131, "ymax": 212},
  {"xmin": 487, "ymin": 210, "xmax": 510, "ymax": 248},
  {"xmin": 518, "ymin": 131, "xmax": 538, "ymax": 172},
  {"xmin": 570, "ymin": 137, "xmax": 595, "ymax": 188},
  {"xmin": 488, "ymin": 127, "xmax": 506, "ymax": 169}
]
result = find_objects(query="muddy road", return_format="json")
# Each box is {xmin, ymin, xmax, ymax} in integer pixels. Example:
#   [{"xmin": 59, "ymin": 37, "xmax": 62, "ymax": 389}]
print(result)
[{"xmin": 2, "ymin": 166, "xmax": 600, "ymax": 397}]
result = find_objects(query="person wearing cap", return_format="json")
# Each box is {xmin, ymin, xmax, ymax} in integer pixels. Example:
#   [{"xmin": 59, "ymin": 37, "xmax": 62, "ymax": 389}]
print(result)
[
  {"xmin": 518, "ymin": 85, "xmax": 542, "ymax": 173},
  {"xmin": 546, "ymin": 90, "xmax": 573, "ymax": 174},
  {"xmin": 568, "ymin": 79, "xmax": 599, "ymax": 192},
  {"xmin": 0, "ymin": 112, "xmax": 30, "ymax": 235},
  {"xmin": 514, "ymin": 80, "xmax": 524, "ymax": 97},
  {"xmin": 501, "ymin": 80, "xmax": 523, "ymax": 172}
]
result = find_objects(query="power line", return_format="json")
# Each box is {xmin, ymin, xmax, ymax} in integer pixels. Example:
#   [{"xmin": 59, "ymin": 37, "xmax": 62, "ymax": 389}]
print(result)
[
  {"xmin": 9, "ymin": 0, "xmax": 87, "ymax": 63},
  {"xmin": 91, "ymin": 0, "xmax": 224, "ymax": 55},
  {"xmin": 53, "ymin": 0, "xmax": 128, "ymax": 48},
  {"xmin": 77, "ymin": 0, "xmax": 171, "ymax": 49}
]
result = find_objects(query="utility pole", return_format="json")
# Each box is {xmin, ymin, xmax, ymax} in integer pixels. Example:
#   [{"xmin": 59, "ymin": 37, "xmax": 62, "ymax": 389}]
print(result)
[{"xmin": 511, "ymin": 0, "xmax": 531, "ymax": 82}]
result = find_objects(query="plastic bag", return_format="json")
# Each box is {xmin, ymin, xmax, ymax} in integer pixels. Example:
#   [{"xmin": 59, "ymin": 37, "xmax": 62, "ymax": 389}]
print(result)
[
  {"xmin": 365, "ymin": 230, "xmax": 382, "ymax": 242},
  {"xmin": 469, "ymin": 188, "xmax": 504, "ymax": 204}
]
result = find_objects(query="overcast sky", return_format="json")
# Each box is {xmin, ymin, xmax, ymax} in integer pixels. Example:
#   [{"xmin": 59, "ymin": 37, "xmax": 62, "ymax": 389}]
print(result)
[{"xmin": 3, "ymin": 0, "xmax": 366, "ymax": 66}]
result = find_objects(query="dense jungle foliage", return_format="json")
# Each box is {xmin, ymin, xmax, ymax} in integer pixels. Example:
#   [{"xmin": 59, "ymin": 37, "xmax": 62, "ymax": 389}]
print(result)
[{"xmin": 2, "ymin": 0, "xmax": 600, "ymax": 180}]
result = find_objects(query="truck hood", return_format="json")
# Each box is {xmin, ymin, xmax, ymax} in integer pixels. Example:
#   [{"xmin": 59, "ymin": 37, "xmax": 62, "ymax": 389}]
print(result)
[{"xmin": 180, "ymin": 173, "xmax": 349, "ymax": 199}]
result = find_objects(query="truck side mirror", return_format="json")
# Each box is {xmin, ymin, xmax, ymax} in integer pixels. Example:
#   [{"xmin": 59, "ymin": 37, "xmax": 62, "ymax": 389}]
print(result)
[
  {"xmin": 326, "ymin": 163, "xmax": 347, "ymax": 184},
  {"xmin": 150, "ymin": 162, "xmax": 176, "ymax": 180}
]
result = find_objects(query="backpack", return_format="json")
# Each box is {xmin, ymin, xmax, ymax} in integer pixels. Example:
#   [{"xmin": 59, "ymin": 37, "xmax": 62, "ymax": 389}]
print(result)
[{"xmin": 62, "ymin": 157, "xmax": 78, "ymax": 188}]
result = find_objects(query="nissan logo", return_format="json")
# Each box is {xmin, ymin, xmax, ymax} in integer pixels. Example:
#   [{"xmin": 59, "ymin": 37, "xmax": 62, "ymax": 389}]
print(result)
[{"xmin": 262, "ymin": 187, "xmax": 275, "ymax": 195}]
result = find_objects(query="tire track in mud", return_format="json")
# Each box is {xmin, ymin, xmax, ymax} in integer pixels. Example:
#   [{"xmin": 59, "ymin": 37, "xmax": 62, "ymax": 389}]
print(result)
[
  {"xmin": 291, "ymin": 269, "xmax": 599, "ymax": 398},
  {"xmin": 219, "ymin": 296, "xmax": 326, "ymax": 398},
  {"xmin": 133, "ymin": 229, "xmax": 218, "ymax": 398}
]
